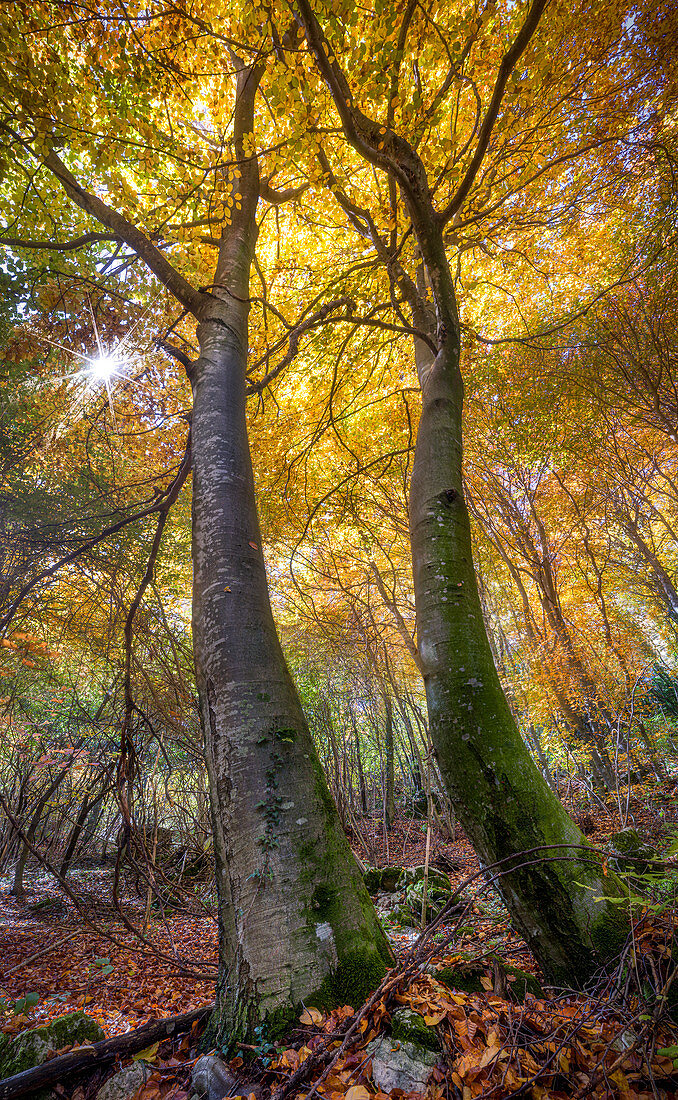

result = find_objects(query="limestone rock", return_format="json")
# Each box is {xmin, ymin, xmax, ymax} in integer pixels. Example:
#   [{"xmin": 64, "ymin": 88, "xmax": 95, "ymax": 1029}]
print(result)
[
  {"xmin": 191, "ymin": 1053, "xmax": 239, "ymax": 1100},
  {"xmin": 0, "ymin": 1010, "xmax": 104, "ymax": 1079},
  {"xmin": 366, "ymin": 1034, "xmax": 438, "ymax": 1093},
  {"xmin": 609, "ymin": 827, "xmax": 657, "ymax": 871},
  {"xmin": 96, "ymin": 1061, "xmax": 153, "ymax": 1100}
]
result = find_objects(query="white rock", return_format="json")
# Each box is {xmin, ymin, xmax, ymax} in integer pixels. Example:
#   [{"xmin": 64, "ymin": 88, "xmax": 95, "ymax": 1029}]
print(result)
[
  {"xmin": 366, "ymin": 1035, "xmax": 438, "ymax": 1093},
  {"xmin": 96, "ymin": 1061, "xmax": 153, "ymax": 1100}
]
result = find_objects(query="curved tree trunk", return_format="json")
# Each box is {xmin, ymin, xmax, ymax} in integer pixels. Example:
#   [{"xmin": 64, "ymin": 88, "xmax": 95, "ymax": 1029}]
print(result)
[
  {"xmin": 408, "ymin": 314, "xmax": 627, "ymax": 986},
  {"xmin": 192, "ymin": 62, "xmax": 390, "ymax": 1048},
  {"xmin": 293, "ymin": 0, "xmax": 629, "ymax": 987}
]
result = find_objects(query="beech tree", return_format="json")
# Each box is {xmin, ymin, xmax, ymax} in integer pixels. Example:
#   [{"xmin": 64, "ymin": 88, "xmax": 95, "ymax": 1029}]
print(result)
[
  {"xmin": 0, "ymin": 4, "xmax": 389, "ymax": 1045},
  {"xmin": 2, "ymin": 0, "xmax": 675, "ymax": 1020},
  {"xmin": 286, "ymin": 0, "xmax": 659, "ymax": 984}
]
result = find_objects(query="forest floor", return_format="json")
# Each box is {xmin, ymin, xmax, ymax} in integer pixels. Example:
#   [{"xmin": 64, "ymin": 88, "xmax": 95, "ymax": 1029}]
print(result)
[{"xmin": 1, "ymin": 784, "xmax": 678, "ymax": 1098}]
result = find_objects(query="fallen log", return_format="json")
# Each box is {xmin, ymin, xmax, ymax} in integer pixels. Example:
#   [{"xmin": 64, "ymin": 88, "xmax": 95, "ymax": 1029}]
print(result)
[{"xmin": 0, "ymin": 1003, "xmax": 213, "ymax": 1100}]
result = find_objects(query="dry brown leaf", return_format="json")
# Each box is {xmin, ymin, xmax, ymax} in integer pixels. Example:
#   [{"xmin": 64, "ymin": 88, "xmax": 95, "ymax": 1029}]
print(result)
[
  {"xmin": 299, "ymin": 1007, "xmax": 323, "ymax": 1026},
  {"xmin": 479, "ymin": 1044, "xmax": 501, "ymax": 1068}
]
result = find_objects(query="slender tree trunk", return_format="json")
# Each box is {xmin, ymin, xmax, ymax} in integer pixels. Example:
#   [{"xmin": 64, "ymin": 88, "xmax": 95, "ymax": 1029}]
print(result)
[
  {"xmin": 12, "ymin": 766, "xmax": 70, "ymax": 900},
  {"xmin": 352, "ymin": 715, "xmax": 368, "ymax": 815},
  {"xmin": 59, "ymin": 784, "xmax": 107, "ymax": 879},
  {"xmin": 383, "ymin": 692, "xmax": 396, "ymax": 829},
  {"xmin": 296, "ymin": 0, "xmax": 631, "ymax": 979},
  {"xmin": 408, "ymin": 312, "xmax": 627, "ymax": 985},
  {"xmin": 192, "ymin": 63, "xmax": 390, "ymax": 1047},
  {"xmin": 526, "ymin": 726, "xmax": 556, "ymax": 793},
  {"xmin": 637, "ymin": 720, "xmax": 666, "ymax": 780}
]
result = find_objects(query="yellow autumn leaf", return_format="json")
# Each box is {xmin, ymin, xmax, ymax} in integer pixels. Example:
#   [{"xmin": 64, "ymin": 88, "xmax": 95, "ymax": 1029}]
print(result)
[
  {"xmin": 299, "ymin": 1007, "xmax": 323, "ymax": 1025},
  {"xmin": 133, "ymin": 1040, "xmax": 159, "ymax": 1062},
  {"xmin": 423, "ymin": 1010, "xmax": 446, "ymax": 1025},
  {"xmin": 345, "ymin": 1087, "xmax": 371, "ymax": 1100}
]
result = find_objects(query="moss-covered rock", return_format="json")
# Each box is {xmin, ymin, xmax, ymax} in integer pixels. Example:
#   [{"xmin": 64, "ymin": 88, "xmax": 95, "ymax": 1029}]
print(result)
[
  {"xmin": 393, "ymin": 904, "xmax": 418, "ymax": 928},
  {"xmin": 380, "ymin": 867, "xmax": 404, "ymax": 892},
  {"xmin": 608, "ymin": 828, "xmax": 658, "ymax": 875},
  {"xmin": 610, "ymin": 828, "xmax": 644, "ymax": 855},
  {"xmin": 0, "ymin": 1010, "xmax": 104, "ymax": 1092},
  {"xmin": 436, "ymin": 962, "xmax": 486, "ymax": 995},
  {"xmin": 362, "ymin": 866, "xmax": 405, "ymax": 894},
  {"xmin": 497, "ymin": 961, "xmax": 542, "ymax": 999},
  {"xmin": 398, "ymin": 866, "xmax": 451, "ymax": 894},
  {"xmin": 363, "ymin": 867, "xmax": 382, "ymax": 894},
  {"xmin": 390, "ymin": 1008, "xmax": 440, "ymax": 1052},
  {"xmin": 401, "ymin": 879, "xmax": 450, "ymax": 924},
  {"xmin": 435, "ymin": 955, "xmax": 542, "ymax": 1000}
]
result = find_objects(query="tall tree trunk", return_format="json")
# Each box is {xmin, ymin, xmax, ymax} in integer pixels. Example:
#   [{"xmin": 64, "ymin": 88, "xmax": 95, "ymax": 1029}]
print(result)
[
  {"xmin": 59, "ymin": 782, "xmax": 109, "ymax": 879},
  {"xmin": 352, "ymin": 713, "xmax": 368, "ymax": 814},
  {"xmin": 293, "ymin": 0, "xmax": 631, "ymax": 973},
  {"xmin": 383, "ymin": 692, "xmax": 396, "ymax": 829},
  {"xmin": 525, "ymin": 726, "xmax": 556, "ymax": 793},
  {"xmin": 12, "ymin": 766, "xmax": 70, "ymax": 900},
  {"xmin": 408, "ymin": 285, "xmax": 627, "ymax": 984},
  {"xmin": 192, "ymin": 63, "xmax": 390, "ymax": 1047}
]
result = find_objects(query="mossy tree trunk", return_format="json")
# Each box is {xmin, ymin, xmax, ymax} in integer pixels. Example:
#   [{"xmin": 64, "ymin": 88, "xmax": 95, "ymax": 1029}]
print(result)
[
  {"xmin": 191, "ymin": 62, "xmax": 390, "ymax": 1048},
  {"xmin": 295, "ymin": 0, "xmax": 629, "ymax": 987},
  {"xmin": 408, "ymin": 311, "xmax": 627, "ymax": 985}
]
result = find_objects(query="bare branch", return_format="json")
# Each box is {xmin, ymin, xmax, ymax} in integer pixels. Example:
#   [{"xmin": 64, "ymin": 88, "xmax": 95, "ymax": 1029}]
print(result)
[
  {"xmin": 438, "ymin": 0, "xmax": 550, "ymax": 225},
  {"xmin": 0, "ymin": 231, "xmax": 118, "ymax": 252}
]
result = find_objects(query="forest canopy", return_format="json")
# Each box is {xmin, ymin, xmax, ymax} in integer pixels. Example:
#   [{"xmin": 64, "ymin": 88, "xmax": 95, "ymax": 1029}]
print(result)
[{"xmin": 1, "ymin": 0, "xmax": 678, "ymax": 1097}]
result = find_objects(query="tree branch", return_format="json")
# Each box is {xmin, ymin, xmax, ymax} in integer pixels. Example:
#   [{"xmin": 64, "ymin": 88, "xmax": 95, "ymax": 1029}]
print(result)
[
  {"xmin": 0, "ymin": 441, "xmax": 192, "ymax": 635},
  {"xmin": 35, "ymin": 144, "xmax": 204, "ymax": 315},
  {"xmin": 438, "ymin": 0, "xmax": 550, "ymax": 225},
  {"xmin": 0, "ymin": 1006, "xmax": 213, "ymax": 1100},
  {"xmin": 248, "ymin": 297, "xmax": 355, "ymax": 393},
  {"xmin": 0, "ymin": 231, "xmax": 118, "ymax": 252}
]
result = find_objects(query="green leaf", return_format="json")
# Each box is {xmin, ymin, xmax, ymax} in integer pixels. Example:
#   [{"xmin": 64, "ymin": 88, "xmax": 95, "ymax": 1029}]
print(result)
[{"xmin": 133, "ymin": 1040, "xmax": 159, "ymax": 1061}]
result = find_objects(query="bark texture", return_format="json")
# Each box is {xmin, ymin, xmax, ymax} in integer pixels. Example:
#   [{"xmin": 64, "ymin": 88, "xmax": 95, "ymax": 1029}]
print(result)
[
  {"xmin": 191, "ymin": 63, "xmax": 390, "ymax": 1046},
  {"xmin": 294, "ymin": 0, "xmax": 629, "ymax": 987},
  {"xmin": 409, "ymin": 330, "xmax": 628, "ymax": 986},
  {"xmin": 27, "ymin": 38, "xmax": 391, "ymax": 1052}
]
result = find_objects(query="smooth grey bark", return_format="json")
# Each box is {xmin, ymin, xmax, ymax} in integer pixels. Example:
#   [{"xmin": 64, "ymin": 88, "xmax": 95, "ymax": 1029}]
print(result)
[
  {"xmin": 190, "ymin": 62, "xmax": 390, "ymax": 1046},
  {"xmin": 32, "ymin": 51, "xmax": 390, "ymax": 1049}
]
